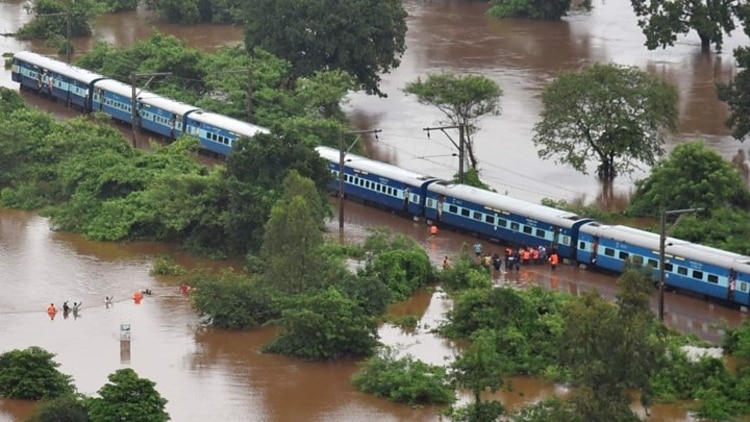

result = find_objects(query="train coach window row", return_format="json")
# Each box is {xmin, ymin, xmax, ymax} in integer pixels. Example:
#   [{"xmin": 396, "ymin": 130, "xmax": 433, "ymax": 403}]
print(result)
[
  {"xmin": 102, "ymin": 98, "xmax": 132, "ymax": 113},
  {"xmin": 596, "ymin": 244, "xmax": 725, "ymax": 285},
  {"xmin": 206, "ymin": 132, "xmax": 231, "ymax": 145},
  {"xmin": 435, "ymin": 200, "xmax": 565, "ymax": 245},
  {"xmin": 339, "ymin": 171, "xmax": 406, "ymax": 200}
]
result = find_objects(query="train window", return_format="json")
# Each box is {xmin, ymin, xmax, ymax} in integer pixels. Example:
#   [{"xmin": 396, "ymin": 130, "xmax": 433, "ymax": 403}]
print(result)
[
  {"xmin": 579, "ymin": 241, "xmax": 586, "ymax": 249},
  {"xmin": 619, "ymin": 251, "xmax": 629, "ymax": 261},
  {"xmin": 604, "ymin": 248, "xmax": 614, "ymax": 257},
  {"xmin": 523, "ymin": 226, "xmax": 532, "ymax": 234},
  {"xmin": 485, "ymin": 215, "xmax": 495, "ymax": 224},
  {"xmin": 677, "ymin": 267, "xmax": 688, "ymax": 276},
  {"xmin": 473, "ymin": 212, "xmax": 481, "ymax": 220},
  {"xmin": 707, "ymin": 274, "xmax": 718, "ymax": 284},
  {"xmin": 427, "ymin": 199, "xmax": 433, "ymax": 207},
  {"xmin": 449, "ymin": 205, "xmax": 458, "ymax": 214},
  {"xmin": 692, "ymin": 270, "xmax": 703, "ymax": 280},
  {"xmin": 562, "ymin": 236, "xmax": 570, "ymax": 245},
  {"xmin": 632, "ymin": 255, "xmax": 643, "ymax": 265},
  {"xmin": 664, "ymin": 263, "xmax": 673, "ymax": 272},
  {"xmin": 461, "ymin": 209, "xmax": 470, "ymax": 217},
  {"xmin": 510, "ymin": 222, "xmax": 519, "ymax": 231},
  {"xmin": 742, "ymin": 282, "xmax": 748, "ymax": 292},
  {"xmin": 647, "ymin": 259, "xmax": 658, "ymax": 268},
  {"xmin": 536, "ymin": 229, "xmax": 544, "ymax": 237}
]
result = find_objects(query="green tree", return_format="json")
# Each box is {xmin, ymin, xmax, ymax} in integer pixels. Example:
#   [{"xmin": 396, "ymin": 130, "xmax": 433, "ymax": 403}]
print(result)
[
  {"xmin": 403, "ymin": 73, "xmax": 502, "ymax": 173},
  {"xmin": 511, "ymin": 397, "xmax": 580, "ymax": 422},
  {"xmin": 487, "ymin": 0, "xmax": 589, "ymax": 20},
  {"xmin": 243, "ymin": 0, "xmax": 407, "ymax": 96},
  {"xmin": 627, "ymin": 141, "xmax": 750, "ymax": 216},
  {"xmin": 224, "ymin": 133, "xmax": 330, "ymax": 254},
  {"xmin": 447, "ymin": 329, "xmax": 505, "ymax": 422},
  {"xmin": 0, "ymin": 347, "xmax": 74, "ymax": 400},
  {"xmin": 351, "ymin": 347, "xmax": 455, "ymax": 405},
  {"xmin": 263, "ymin": 287, "xmax": 380, "ymax": 360},
  {"xmin": 190, "ymin": 269, "xmax": 281, "ymax": 329},
  {"xmin": 559, "ymin": 274, "xmax": 663, "ymax": 422},
  {"xmin": 260, "ymin": 171, "xmax": 328, "ymax": 294},
  {"xmin": 630, "ymin": 0, "xmax": 738, "ymax": 53},
  {"xmin": 86, "ymin": 368, "xmax": 169, "ymax": 422},
  {"xmin": 29, "ymin": 395, "xmax": 90, "ymax": 422},
  {"xmin": 17, "ymin": 0, "xmax": 106, "ymax": 40},
  {"xmin": 717, "ymin": 5, "xmax": 750, "ymax": 141},
  {"xmin": 533, "ymin": 63, "xmax": 678, "ymax": 182}
]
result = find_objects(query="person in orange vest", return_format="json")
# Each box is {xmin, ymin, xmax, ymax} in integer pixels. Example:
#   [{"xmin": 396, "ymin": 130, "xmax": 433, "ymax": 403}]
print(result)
[
  {"xmin": 531, "ymin": 248, "xmax": 540, "ymax": 264},
  {"xmin": 549, "ymin": 252, "xmax": 559, "ymax": 271},
  {"xmin": 430, "ymin": 225, "xmax": 438, "ymax": 236},
  {"xmin": 47, "ymin": 303, "xmax": 57, "ymax": 320},
  {"xmin": 521, "ymin": 248, "xmax": 531, "ymax": 265},
  {"xmin": 133, "ymin": 290, "xmax": 143, "ymax": 304}
]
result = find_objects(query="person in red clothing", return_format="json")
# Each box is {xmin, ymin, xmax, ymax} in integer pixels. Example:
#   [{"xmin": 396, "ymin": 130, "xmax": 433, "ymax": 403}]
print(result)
[
  {"xmin": 47, "ymin": 303, "xmax": 57, "ymax": 320},
  {"xmin": 549, "ymin": 252, "xmax": 559, "ymax": 271}
]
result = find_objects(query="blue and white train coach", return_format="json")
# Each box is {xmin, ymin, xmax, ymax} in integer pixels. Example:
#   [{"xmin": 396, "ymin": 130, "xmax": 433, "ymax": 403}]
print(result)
[
  {"xmin": 316, "ymin": 146, "xmax": 442, "ymax": 216},
  {"xmin": 424, "ymin": 183, "xmax": 593, "ymax": 260},
  {"xmin": 577, "ymin": 223, "xmax": 750, "ymax": 306},
  {"xmin": 185, "ymin": 111, "xmax": 270, "ymax": 156},
  {"xmin": 12, "ymin": 51, "xmax": 105, "ymax": 109}
]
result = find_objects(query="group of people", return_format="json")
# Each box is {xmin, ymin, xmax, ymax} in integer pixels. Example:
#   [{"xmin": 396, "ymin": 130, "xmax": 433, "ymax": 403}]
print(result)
[
  {"xmin": 46, "ymin": 301, "xmax": 82, "ymax": 320},
  {"xmin": 471, "ymin": 241, "xmax": 560, "ymax": 273}
]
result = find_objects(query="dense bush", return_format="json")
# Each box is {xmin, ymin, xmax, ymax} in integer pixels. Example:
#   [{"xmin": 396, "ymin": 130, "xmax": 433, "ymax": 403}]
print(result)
[
  {"xmin": 0, "ymin": 347, "xmax": 74, "ymax": 400},
  {"xmin": 351, "ymin": 348, "xmax": 455, "ymax": 405},
  {"xmin": 437, "ymin": 248, "xmax": 492, "ymax": 292},
  {"xmin": 263, "ymin": 287, "xmax": 379, "ymax": 360},
  {"xmin": 441, "ymin": 286, "xmax": 567, "ymax": 376},
  {"xmin": 190, "ymin": 270, "xmax": 281, "ymax": 329}
]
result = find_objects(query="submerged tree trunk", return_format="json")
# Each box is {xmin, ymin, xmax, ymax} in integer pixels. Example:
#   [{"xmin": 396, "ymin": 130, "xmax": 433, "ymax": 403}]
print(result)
[
  {"xmin": 597, "ymin": 155, "xmax": 617, "ymax": 182},
  {"xmin": 699, "ymin": 32, "xmax": 711, "ymax": 53}
]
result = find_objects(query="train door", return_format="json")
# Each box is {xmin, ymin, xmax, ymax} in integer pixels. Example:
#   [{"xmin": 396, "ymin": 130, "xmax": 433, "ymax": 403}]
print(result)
[{"xmin": 591, "ymin": 236, "xmax": 599, "ymax": 265}]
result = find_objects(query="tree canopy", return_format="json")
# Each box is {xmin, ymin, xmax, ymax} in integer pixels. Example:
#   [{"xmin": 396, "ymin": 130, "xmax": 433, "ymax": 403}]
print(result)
[
  {"xmin": 487, "ymin": 0, "xmax": 590, "ymax": 20},
  {"xmin": 0, "ymin": 347, "xmax": 74, "ymax": 400},
  {"xmin": 16, "ymin": 0, "xmax": 107, "ymax": 40},
  {"xmin": 533, "ymin": 63, "xmax": 678, "ymax": 182},
  {"xmin": 627, "ymin": 141, "xmax": 750, "ymax": 216},
  {"xmin": 243, "ymin": 0, "xmax": 407, "ymax": 96},
  {"xmin": 403, "ymin": 73, "xmax": 502, "ymax": 174},
  {"xmin": 630, "ymin": 0, "xmax": 739, "ymax": 53},
  {"xmin": 86, "ymin": 368, "xmax": 169, "ymax": 422},
  {"xmin": 717, "ymin": 7, "xmax": 750, "ymax": 141}
]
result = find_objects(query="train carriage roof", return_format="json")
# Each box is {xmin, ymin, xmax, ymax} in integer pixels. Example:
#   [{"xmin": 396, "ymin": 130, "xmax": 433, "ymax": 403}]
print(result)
[
  {"xmin": 14, "ymin": 51, "xmax": 105, "ymax": 84},
  {"xmin": 187, "ymin": 111, "xmax": 270, "ymax": 138},
  {"xmin": 316, "ymin": 146, "xmax": 442, "ymax": 187},
  {"xmin": 427, "ymin": 182, "xmax": 587, "ymax": 228},
  {"xmin": 94, "ymin": 78, "xmax": 148, "ymax": 98},
  {"xmin": 137, "ymin": 93, "xmax": 200, "ymax": 116},
  {"xmin": 579, "ymin": 223, "xmax": 689, "ymax": 250},
  {"xmin": 669, "ymin": 242, "xmax": 750, "ymax": 272}
]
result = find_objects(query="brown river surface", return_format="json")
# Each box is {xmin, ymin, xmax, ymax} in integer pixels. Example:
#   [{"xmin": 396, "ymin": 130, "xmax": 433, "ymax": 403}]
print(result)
[{"xmin": 1, "ymin": 1, "xmax": 750, "ymax": 421}]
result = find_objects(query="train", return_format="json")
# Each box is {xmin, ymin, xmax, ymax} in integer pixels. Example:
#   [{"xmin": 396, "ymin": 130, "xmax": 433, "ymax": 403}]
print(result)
[
  {"xmin": 10, "ymin": 51, "xmax": 269, "ymax": 155},
  {"xmin": 10, "ymin": 51, "xmax": 750, "ymax": 309}
]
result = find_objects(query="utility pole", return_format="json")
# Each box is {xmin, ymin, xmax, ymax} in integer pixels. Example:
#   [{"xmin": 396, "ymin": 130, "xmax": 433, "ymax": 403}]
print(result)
[
  {"xmin": 247, "ymin": 65, "xmax": 254, "ymax": 121},
  {"xmin": 204, "ymin": 68, "xmax": 254, "ymax": 121},
  {"xmin": 423, "ymin": 123, "xmax": 467, "ymax": 183},
  {"xmin": 130, "ymin": 72, "xmax": 172, "ymax": 148},
  {"xmin": 339, "ymin": 129, "xmax": 382, "ymax": 233},
  {"xmin": 37, "ymin": 9, "xmax": 73, "ymax": 63},
  {"xmin": 658, "ymin": 207, "xmax": 704, "ymax": 321}
]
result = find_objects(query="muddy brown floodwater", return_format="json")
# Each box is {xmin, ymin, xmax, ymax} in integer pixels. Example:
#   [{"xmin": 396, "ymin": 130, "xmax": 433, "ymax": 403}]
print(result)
[{"xmin": 1, "ymin": 0, "xmax": 750, "ymax": 420}]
